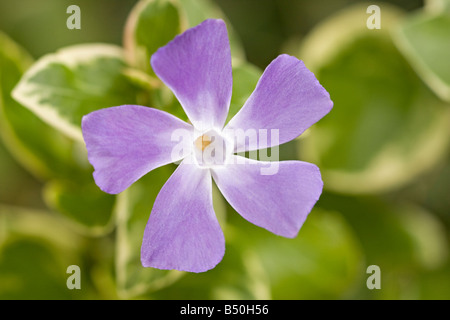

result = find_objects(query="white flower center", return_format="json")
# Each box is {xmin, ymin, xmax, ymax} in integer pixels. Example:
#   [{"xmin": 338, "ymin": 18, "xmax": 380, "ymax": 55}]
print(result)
[{"xmin": 192, "ymin": 129, "xmax": 231, "ymax": 168}]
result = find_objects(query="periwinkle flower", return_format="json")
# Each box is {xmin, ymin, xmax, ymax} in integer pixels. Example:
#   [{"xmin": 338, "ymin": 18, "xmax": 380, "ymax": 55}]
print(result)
[{"xmin": 81, "ymin": 19, "xmax": 332, "ymax": 272}]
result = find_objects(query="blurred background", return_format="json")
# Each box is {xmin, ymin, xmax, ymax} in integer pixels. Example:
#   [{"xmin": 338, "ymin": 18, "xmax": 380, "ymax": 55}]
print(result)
[{"xmin": 1, "ymin": 0, "xmax": 449, "ymax": 299}]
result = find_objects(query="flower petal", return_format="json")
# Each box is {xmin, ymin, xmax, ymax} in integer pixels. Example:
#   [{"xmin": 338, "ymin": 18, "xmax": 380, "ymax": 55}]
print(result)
[
  {"xmin": 212, "ymin": 156, "xmax": 323, "ymax": 238},
  {"xmin": 225, "ymin": 54, "xmax": 333, "ymax": 152},
  {"xmin": 82, "ymin": 105, "xmax": 193, "ymax": 194},
  {"xmin": 141, "ymin": 159, "xmax": 225, "ymax": 273},
  {"xmin": 151, "ymin": 19, "xmax": 232, "ymax": 130}
]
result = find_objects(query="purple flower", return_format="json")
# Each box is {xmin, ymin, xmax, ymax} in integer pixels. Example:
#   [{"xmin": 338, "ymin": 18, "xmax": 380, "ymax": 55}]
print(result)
[{"xmin": 81, "ymin": 19, "xmax": 332, "ymax": 273}]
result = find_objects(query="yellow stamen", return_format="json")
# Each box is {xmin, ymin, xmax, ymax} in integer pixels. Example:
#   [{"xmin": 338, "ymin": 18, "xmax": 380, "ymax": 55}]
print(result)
[{"xmin": 194, "ymin": 134, "xmax": 212, "ymax": 151}]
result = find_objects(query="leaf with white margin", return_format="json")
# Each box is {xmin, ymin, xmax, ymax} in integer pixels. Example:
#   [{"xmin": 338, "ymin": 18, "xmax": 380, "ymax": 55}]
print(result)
[
  {"xmin": 152, "ymin": 206, "xmax": 362, "ymax": 299},
  {"xmin": 12, "ymin": 44, "xmax": 146, "ymax": 141},
  {"xmin": 124, "ymin": 0, "xmax": 181, "ymax": 74},
  {"xmin": 426, "ymin": 0, "xmax": 450, "ymax": 13},
  {"xmin": 228, "ymin": 207, "xmax": 363, "ymax": 299},
  {"xmin": 43, "ymin": 179, "xmax": 116, "ymax": 237},
  {"xmin": 150, "ymin": 239, "xmax": 272, "ymax": 299},
  {"xmin": 319, "ymin": 193, "xmax": 449, "ymax": 299},
  {"xmin": 0, "ymin": 32, "xmax": 81, "ymax": 180},
  {"xmin": 394, "ymin": 0, "xmax": 450, "ymax": 102},
  {"xmin": 123, "ymin": 0, "xmax": 245, "ymax": 77},
  {"xmin": 226, "ymin": 62, "xmax": 262, "ymax": 125},
  {"xmin": 115, "ymin": 162, "xmax": 228, "ymax": 298},
  {"xmin": 0, "ymin": 205, "xmax": 85, "ymax": 299},
  {"xmin": 298, "ymin": 4, "xmax": 450, "ymax": 194},
  {"xmin": 115, "ymin": 165, "xmax": 182, "ymax": 298},
  {"xmin": 177, "ymin": 0, "xmax": 245, "ymax": 61}
]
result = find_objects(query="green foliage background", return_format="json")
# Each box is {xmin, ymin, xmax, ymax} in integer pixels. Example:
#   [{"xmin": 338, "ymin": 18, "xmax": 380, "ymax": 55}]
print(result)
[{"xmin": 0, "ymin": 0, "xmax": 449, "ymax": 299}]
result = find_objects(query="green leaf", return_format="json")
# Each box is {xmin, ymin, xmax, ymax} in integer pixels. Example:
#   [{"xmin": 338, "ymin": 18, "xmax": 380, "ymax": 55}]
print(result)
[
  {"xmin": 177, "ymin": 0, "xmax": 245, "ymax": 60},
  {"xmin": 426, "ymin": 0, "xmax": 450, "ymax": 13},
  {"xmin": 12, "ymin": 44, "xmax": 147, "ymax": 141},
  {"xmin": 115, "ymin": 165, "xmax": 183, "ymax": 298},
  {"xmin": 0, "ymin": 34, "xmax": 117, "ymax": 233},
  {"xmin": 298, "ymin": 4, "xmax": 450, "ymax": 194},
  {"xmin": 322, "ymin": 195, "xmax": 447, "ymax": 270},
  {"xmin": 416, "ymin": 260, "xmax": 450, "ymax": 299},
  {"xmin": 43, "ymin": 179, "xmax": 116, "ymax": 236},
  {"xmin": 0, "ymin": 205, "xmax": 86, "ymax": 299},
  {"xmin": 151, "ymin": 206, "xmax": 362, "ymax": 300},
  {"xmin": 226, "ymin": 62, "xmax": 262, "ymax": 124},
  {"xmin": 149, "ymin": 83, "xmax": 189, "ymax": 122},
  {"xmin": 394, "ymin": 3, "xmax": 450, "ymax": 102},
  {"xmin": 124, "ymin": 0, "xmax": 181, "ymax": 74},
  {"xmin": 178, "ymin": 0, "xmax": 224, "ymax": 26},
  {"xmin": 115, "ymin": 163, "xmax": 229, "ymax": 298},
  {"xmin": 319, "ymin": 194, "xmax": 449, "ymax": 299},
  {"xmin": 413, "ymin": 156, "xmax": 450, "ymax": 223},
  {"xmin": 0, "ymin": 32, "xmax": 83, "ymax": 180},
  {"xmin": 0, "ymin": 141, "xmax": 43, "ymax": 207},
  {"xmin": 151, "ymin": 238, "xmax": 272, "ymax": 300},
  {"xmin": 124, "ymin": 0, "xmax": 245, "ymax": 76},
  {"xmin": 122, "ymin": 0, "xmax": 247, "ymax": 121},
  {"xmin": 227, "ymin": 207, "xmax": 363, "ymax": 299}
]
